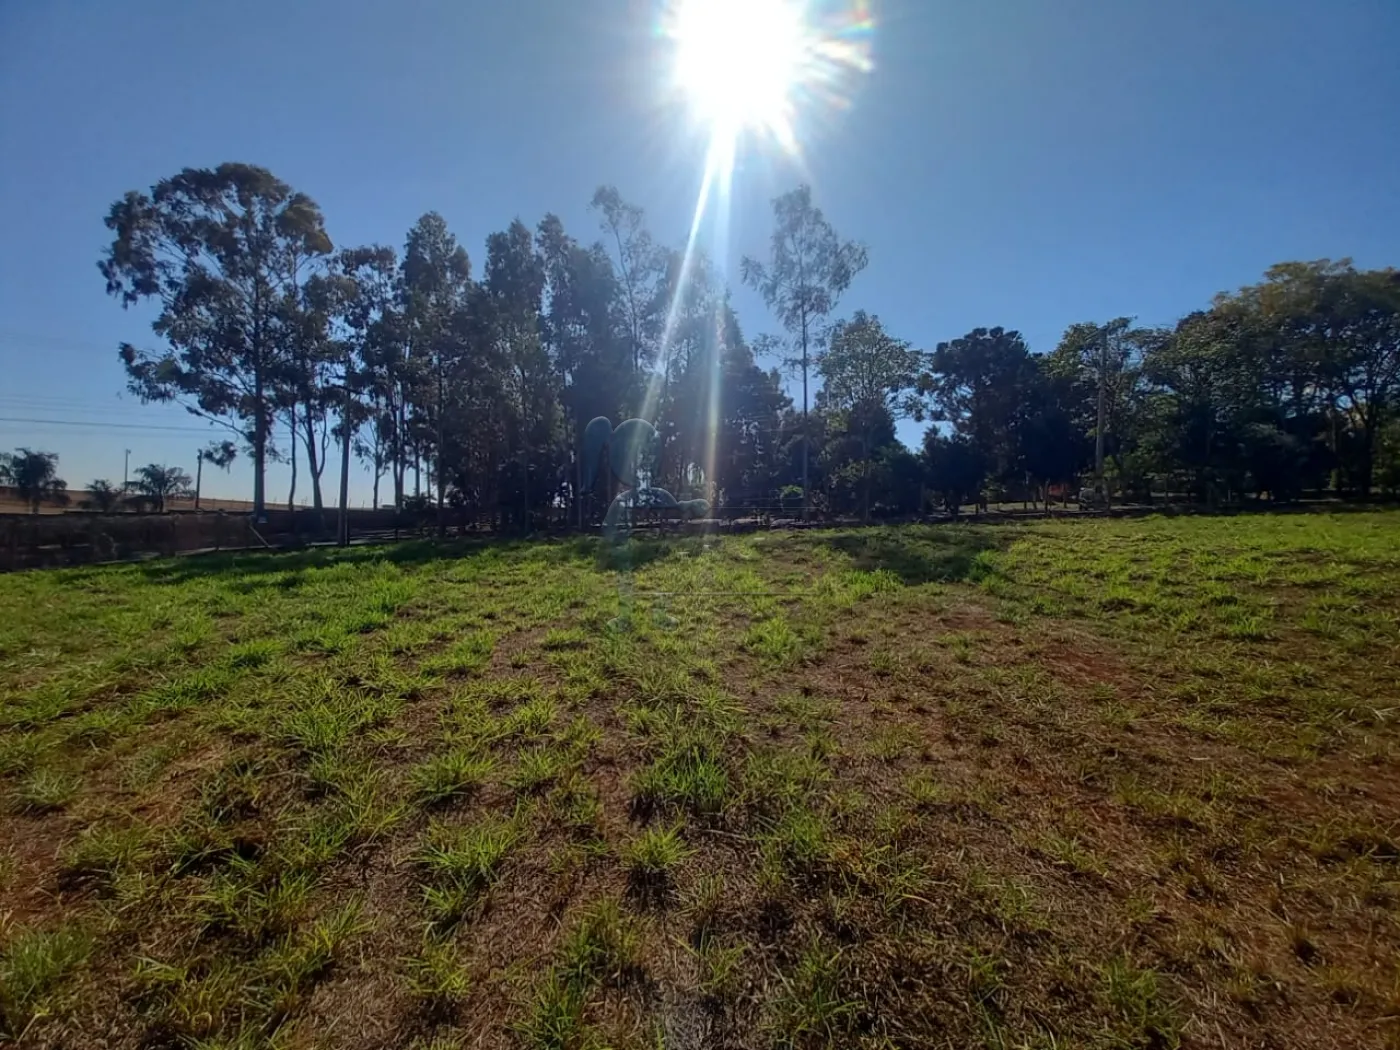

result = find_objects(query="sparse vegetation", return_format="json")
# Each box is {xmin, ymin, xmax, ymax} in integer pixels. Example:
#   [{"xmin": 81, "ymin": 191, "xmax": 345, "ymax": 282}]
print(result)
[{"xmin": 1, "ymin": 513, "xmax": 1398, "ymax": 1047}]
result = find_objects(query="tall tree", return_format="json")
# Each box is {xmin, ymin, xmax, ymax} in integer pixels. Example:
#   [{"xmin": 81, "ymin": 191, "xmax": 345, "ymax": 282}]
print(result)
[
  {"xmin": 817, "ymin": 311, "xmax": 925, "ymax": 520},
  {"xmin": 132, "ymin": 463, "xmax": 192, "ymax": 513},
  {"xmin": 1046, "ymin": 318, "xmax": 1163, "ymax": 498},
  {"xmin": 277, "ymin": 246, "xmax": 333, "ymax": 513},
  {"xmin": 1140, "ymin": 310, "xmax": 1245, "ymax": 503},
  {"xmin": 590, "ymin": 187, "xmax": 665, "ymax": 378},
  {"xmin": 1, "ymin": 449, "xmax": 68, "ymax": 514},
  {"xmin": 100, "ymin": 163, "xmax": 332, "ymax": 519},
  {"xmin": 83, "ymin": 479, "xmax": 124, "ymax": 513},
  {"xmin": 537, "ymin": 214, "xmax": 629, "ymax": 523},
  {"xmin": 712, "ymin": 314, "xmax": 792, "ymax": 508},
  {"xmin": 926, "ymin": 327, "xmax": 1038, "ymax": 491},
  {"xmin": 322, "ymin": 246, "xmax": 398, "ymax": 543},
  {"xmin": 922, "ymin": 432, "xmax": 985, "ymax": 517},
  {"xmin": 1230, "ymin": 260, "xmax": 1400, "ymax": 495},
  {"xmin": 742, "ymin": 185, "xmax": 867, "ymax": 519},
  {"xmin": 1377, "ymin": 417, "xmax": 1400, "ymax": 496},
  {"xmin": 1017, "ymin": 365, "xmax": 1089, "ymax": 508},
  {"xmin": 651, "ymin": 248, "xmax": 727, "ymax": 497},
  {"xmin": 400, "ymin": 213, "xmax": 473, "ymax": 521},
  {"xmin": 484, "ymin": 220, "xmax": 552, "ymax": 530}
]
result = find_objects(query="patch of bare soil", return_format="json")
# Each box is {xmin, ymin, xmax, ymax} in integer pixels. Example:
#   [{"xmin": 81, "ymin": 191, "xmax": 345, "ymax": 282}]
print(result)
[
  {"xmin": 724, "ymin": 590, "xmax": 1400, "ymax": 1050},
  {"xmin": 0, "ymin": 812, "xmax": 71, "ymax": 933}
]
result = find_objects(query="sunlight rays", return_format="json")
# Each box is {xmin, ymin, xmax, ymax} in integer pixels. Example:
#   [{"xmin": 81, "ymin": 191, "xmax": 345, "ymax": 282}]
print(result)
[{"xmin": 646, "ymin": 0, "xmax": 875, "ymax": 502}]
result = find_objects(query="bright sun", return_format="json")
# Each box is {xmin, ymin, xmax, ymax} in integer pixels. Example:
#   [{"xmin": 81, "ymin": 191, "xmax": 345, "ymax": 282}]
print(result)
[{"xmin": 670, "ymin": 0, "xmax": 810, "ymax": 146}]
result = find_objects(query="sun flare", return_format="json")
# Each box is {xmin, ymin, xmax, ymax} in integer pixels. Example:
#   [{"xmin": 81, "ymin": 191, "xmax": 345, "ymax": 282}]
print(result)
[
  {"xmin": 665, "ymin": 0, "xmax": 875, "ymax": 159},
  {"xmin": 671, "ymin": 0, "xmax": 808, "ymax": 144},
  {"xmin": 650, "ymin": 0, "xmax": 876, "ymax": 441}
]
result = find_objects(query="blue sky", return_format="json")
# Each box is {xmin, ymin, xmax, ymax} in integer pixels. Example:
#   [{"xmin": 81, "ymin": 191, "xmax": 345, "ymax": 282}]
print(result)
[{"xmin": 1, "ymin": 0, "xmax": 1397, "ymax": 504}]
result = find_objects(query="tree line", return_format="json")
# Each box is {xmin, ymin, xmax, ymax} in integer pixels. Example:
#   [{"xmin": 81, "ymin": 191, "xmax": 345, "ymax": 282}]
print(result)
[
  {"xmin": 0, "ymin": 449, "xmax": 207, "ymax": 515},
  {"xmin": 61, "ymin": 162, "xmax": 1400, "ymax": 527}
]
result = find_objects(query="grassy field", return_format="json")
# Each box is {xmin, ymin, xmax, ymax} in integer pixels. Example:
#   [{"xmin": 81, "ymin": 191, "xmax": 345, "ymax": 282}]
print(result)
[{"xmin": 1, "ymin": 512, "xmax": 1397, "ymax": 1049}]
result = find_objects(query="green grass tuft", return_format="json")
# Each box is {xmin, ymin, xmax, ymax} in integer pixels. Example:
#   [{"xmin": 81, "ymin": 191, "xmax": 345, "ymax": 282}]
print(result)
[
  {"xmin": 408, "ymin": 748, "xmax": 495, "ymax": 806},
  {"xmin": 622, "ymin": 823, "xmax": 691, "ymax": 889},
  {"xmin": 0, "ymin": 926, "xmax": 92, "ymax": 1038}
]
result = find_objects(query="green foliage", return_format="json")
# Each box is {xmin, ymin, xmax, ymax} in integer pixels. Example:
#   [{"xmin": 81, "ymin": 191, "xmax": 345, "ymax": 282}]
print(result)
[
  {"xmin": 61, "ymin": 822, "xmax": 153, "ymax": 885},
  {"xmin": 196, "ymin": 858, "xmax": 315, "ymax": 944},
  {"xmin": 82, "ymin": 478, "xmax": 124, "ymax": 513},
  {"xmin": 409, "ymin": 749, "xmax": 495, "ymax": 806},
  {"xmin": 509, "ymin": 746, "xmax": 570, "ymax": 795},
  {"xmin": 744, "ymin": 616, "xmax": 805, "ymax": 666},
  {"xmin": 923, "ymin": 433, "xmax": 986, "ymax": 514},
  {"xmin": 817, "ymin": 311, "xmax": 927, "ymax": 520},
  {"xmin": 0, "ymin": 927, "xmax": 91, "ymax": 1037},
  {"xmin": 14, "ymin": 766, "xmax": 80, "ymax": 812},
  {"xmin": 131, "ymin": 463, "xmax": 192, "ymax": 512},
  {"xmin": 516, "ymin": 968, "xmax": 591, "ymax": 1050},
  {"xmin": 742, "ymin": 184, "xmax": 869, "ymax": 515},
  {"xmin": 765, "ymin": 936, "xmax": 858, "ymax": 1047},
  {"xmin": 403, "ymin": 935, "xmax": 470, "ymax": 1011},
  {"xmin": 0, "ymin": 448, "xmax": 67, "ymax": 513},
  {"xmin": 622, "ymin": 823, "xmax": 691, "ymax": 886},
  {"xmin": 415, "ymin": 816, "xmax": 521, "ymax": 927},
  {"xmin": 631, "ymin": 733, "xmax": 731, "ymax": 818},
  {"xmin": 1102, "ymin": 957, "xmax": 1179, "ymax": 1047},
  {"xmin": 2, "ymin": 514, "xmax": 1398, "ymax": 1048},
  {"xmin": 515, "ymin": 897, "xmax": 641, "ymax": 1049},
  {"xmin": 557, "ymin": 898, "xmax": 641, "ymax": 986},
  {"xmin": 101, "ymin": 163, "xmax": 333, "ymax": 516}
]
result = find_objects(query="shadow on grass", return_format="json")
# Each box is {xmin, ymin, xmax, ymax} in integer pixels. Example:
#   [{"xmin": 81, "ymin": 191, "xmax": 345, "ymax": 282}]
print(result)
[
  {"xmin": 594, "ymin": 534, "xmax": 709, "ymax": 573},
  {"xmin": 104, "ymin": 530, "xmax": 694, "ymax": 588},
  {"xmin": 67, "ymin": 523, "xmax": 1012, "ymax": 591},
  {"xmin": 114, "ymin": 535, "xmax": 577, "ymax": 588},
  {"xmin": 822, "ymin": 524, "xmax": 1012, "ymax": 585}
]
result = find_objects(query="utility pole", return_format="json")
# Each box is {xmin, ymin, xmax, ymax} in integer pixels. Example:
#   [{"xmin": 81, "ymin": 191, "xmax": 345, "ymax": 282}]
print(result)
[
  {"xmin": 194, "ymin": 450, "xmax": 203, "ymax": 511},
  {"xmin": 123, "ymin": 449, "xmax": 131, "ymax": 493}
]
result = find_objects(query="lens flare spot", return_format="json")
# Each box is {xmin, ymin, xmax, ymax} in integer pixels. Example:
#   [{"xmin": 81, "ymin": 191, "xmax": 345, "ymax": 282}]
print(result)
[{"xmin": 663, "ymin": 0, "xmax": 875, "ymax": 158}]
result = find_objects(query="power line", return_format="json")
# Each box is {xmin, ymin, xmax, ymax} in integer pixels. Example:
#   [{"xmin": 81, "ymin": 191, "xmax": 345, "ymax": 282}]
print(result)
[
  {"xmin": 0, "ymin": 409, "xmax": 199, "ymax": 428},
  {"xmin": 0, "ymin": 401, "xmax": 186, "ymax": 421},
  {"xmin": 0, "ymin": 416, "xmax": 220, "ymax": 434},
  {"xmin": 0, "ymin": 397, "xmax": 146, "ymax": 408}
]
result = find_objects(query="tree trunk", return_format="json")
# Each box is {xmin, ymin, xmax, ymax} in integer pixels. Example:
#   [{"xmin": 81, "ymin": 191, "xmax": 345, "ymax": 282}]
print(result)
[
  {"xmin": 436, "ymin": 371, "xmax": 446, "ymax": 536},
  {"xmin": 287, "ymin": 411, "xmax": 298, "ymax": 512},
  {"xmin": 372, "ymin": 422, "xmax": 383, "ymax": 511},
  {"xmin": 1358, "ymin": 407, "xmax": 1377, "ymax": 498},
  {"xmin": 862, "ymin": 427, "xmax": 871, "ymax": 523},
  {"xmin": 393, "ymin": 395, "xmax": 406, "ymax": 509},
  {"xmin": 338, "ymin": 420, "xmax": 352, "ymax": 548},
  {"xmin": 303, "ymin": 409, "xmax": 324, "ymax": 511},
  {"xmin": 521, "ymin": 395, "xmax": 531, "ymax": 534},
  {"xmin": 800, "ymin": 315, "xmax": 810, "ymax": 522},
  {"xmin": 253, "ymin": 370, "xmax": 267, "ymax": 521}
]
